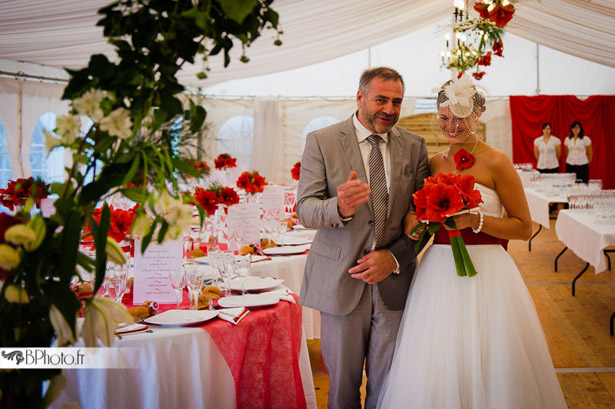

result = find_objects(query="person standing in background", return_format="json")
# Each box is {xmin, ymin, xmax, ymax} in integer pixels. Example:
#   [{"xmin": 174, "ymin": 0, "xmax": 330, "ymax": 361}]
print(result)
[
  {"xmin": 565, "ymin": 120, "xmax": 592, "ymax": 183},
  {"xmin": 533, "ymin": 122, "xmax": 561, "ymax": 173}
]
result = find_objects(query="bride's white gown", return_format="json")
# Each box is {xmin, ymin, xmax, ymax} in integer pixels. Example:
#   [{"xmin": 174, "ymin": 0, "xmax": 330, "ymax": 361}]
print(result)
[{"xmin": 378, "ymin": 184, "xmax": 567, "ymax": 409}]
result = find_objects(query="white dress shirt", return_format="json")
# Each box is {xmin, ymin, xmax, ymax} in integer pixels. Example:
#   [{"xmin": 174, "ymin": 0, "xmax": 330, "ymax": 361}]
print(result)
[
  {"xmin": 534, "ymin": 136, "xmax": 561, "ymax": 169},
  {"xmin": 565, "ymin": 136, "xmax": 591, "ymax": 165},
  {"xmin": 352, "ymin": 114, "xmax": 391, "ymax": 190}
]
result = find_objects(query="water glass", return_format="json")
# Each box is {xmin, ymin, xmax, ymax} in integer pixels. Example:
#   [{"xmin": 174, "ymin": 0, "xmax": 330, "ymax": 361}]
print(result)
[
  {"xmin": 107, "ymin": 263, "xmax": 128, "ymax": 303},
  {"xmin": 218, "ymin": 251, "xmax": 235, "ymax": 297},
  {"xmin": 183, "ymin": 261, "xmax": 203, "ymax": 310},
  {"xmin": 235, "ymin": 255, "xmax": 251, "ymax": 295},
  {"xmin": 168, "ymin": 268, "xmax": 185, "ymax": 309}
]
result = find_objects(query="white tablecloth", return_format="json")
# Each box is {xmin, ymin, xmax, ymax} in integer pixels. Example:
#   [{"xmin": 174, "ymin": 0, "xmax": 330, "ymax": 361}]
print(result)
[
  {"xmin": 52, "ymin": 319, "xmax": 317, "ymax": 409},
  {"xmin": 555, "ymin": 210, "xmax": 615, "ymax": 273},
  {"xmin": 250, "ymin": 229, "xmax": 321, "ymax": 339},
  {"xmin": 524, "ymin": 188, "xmax": 568, "ymax": 228}
]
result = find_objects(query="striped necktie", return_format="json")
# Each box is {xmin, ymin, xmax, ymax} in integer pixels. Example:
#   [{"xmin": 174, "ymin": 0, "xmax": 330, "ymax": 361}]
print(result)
[{"xmin": 367, "ymin": 134, "xmax": 389, "ymax": 246}]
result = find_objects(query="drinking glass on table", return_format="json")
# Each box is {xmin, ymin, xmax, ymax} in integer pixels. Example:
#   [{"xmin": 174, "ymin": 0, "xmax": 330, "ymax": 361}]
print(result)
[
  {"xmin": 168, "ymin": 268, "xmax": 185, "ymax": 309},
  {"xmin": 218, "ymin": 251, "xmax": 235, "ymax": 297},
  {"xmin": 183, "ymin": 261, "xmax": 203, "ymax": 310},
  {"xmin": 235, "ymin": 254, "xmax": 251, "ymax": 295},
  {"xmin": 107, "ymin": 263, "xmax": 128, "ymax": 303}
]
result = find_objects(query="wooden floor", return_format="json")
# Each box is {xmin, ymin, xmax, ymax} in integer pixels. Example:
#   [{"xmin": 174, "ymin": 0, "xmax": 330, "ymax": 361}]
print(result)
[{"xmin": 309, "ymin": 220, "xmax": 615, "ymax": 408}]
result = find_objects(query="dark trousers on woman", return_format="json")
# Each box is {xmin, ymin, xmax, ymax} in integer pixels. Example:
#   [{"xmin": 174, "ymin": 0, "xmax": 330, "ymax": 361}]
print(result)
[
  {"xmin": 538, "ymin": 167, "xmax": 559, "ymax": 174},
  {"xmin": 566, "ymin": 163, "xmax": 590, "ymax": 183}
]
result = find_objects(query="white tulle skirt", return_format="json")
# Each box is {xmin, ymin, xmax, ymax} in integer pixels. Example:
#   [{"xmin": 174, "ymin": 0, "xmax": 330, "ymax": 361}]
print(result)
[{"xmin": 378, "ymin": 244, "xmax": 567, "ymax": 409}]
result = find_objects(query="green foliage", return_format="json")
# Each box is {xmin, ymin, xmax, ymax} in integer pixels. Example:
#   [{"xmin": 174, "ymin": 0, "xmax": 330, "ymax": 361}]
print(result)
[{"xmin": 0, "ymin": 1, "xmax": 282, "ymax": 408}]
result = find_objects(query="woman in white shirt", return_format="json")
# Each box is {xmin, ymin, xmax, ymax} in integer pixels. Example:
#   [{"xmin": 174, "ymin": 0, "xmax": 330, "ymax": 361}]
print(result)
[
  {"xmin": 533, "ymin": 122, "xmax": 561, "ymax": 173},
  {"xmin": 564, "ymin": 120, "xmax": 592, "ymax": 183}
]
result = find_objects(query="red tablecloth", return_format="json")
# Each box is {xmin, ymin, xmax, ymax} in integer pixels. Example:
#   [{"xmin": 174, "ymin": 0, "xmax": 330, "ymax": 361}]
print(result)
[{"xmin": 126, "ymin": 290, "xmax": 306, "ymax": 409}]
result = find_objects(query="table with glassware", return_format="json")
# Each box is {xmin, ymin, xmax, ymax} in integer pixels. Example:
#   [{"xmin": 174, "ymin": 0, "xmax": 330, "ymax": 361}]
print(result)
[
  {"xmin": 554, "ymin": 208, "xmax": 615, "ymax": 334},
  {"xmin": 524, "ymin": 187, "xmax": 568, "ymax": 251},
  {"xmin": 52, "ymin": 285, "xmax": 318, "ymax": 409}
]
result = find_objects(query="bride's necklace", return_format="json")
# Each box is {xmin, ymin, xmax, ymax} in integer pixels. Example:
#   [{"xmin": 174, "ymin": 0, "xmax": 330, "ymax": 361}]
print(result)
[{"xmin": 441, "ymin": 138, "xmax": 478, "ymax": 173}]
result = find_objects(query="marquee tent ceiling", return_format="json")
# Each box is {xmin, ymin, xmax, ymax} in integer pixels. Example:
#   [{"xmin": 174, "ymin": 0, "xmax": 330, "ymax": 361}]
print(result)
[{"xmin": 0, "ymin": 0, "xmax": 613, "ymax": 88}]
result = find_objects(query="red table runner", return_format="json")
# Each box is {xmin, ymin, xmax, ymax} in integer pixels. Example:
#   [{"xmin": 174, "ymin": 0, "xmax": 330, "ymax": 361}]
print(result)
[{"xmin": 126, "ymin": 291, "xmax": 307, "ymax": 409}]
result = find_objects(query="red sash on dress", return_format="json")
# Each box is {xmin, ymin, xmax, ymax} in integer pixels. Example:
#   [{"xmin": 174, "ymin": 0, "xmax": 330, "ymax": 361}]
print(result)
[{"xmin": 433, "ymin": 227, "xmax": 509, "ymax": 250}]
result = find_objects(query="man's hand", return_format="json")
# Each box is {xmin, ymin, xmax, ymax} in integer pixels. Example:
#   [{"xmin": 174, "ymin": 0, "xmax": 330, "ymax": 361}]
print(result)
[
  {"xmin": 348, "ymin": 250, "xmax": 397, "ymax": 284},
  {"xmin": 337, "ymin": 171, "xmax": 371, "ymax": 218}
]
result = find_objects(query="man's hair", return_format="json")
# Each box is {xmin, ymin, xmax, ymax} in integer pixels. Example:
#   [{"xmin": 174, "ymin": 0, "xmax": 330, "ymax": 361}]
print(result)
[{"xmin": 359, "ymin": 67, "xmax": 405, "ymax": 95}]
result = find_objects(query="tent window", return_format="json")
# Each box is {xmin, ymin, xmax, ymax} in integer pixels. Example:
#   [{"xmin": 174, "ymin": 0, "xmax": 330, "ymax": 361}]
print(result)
[
  {"xmin": 414, "ymin": 98, "xmax": 437, "ymax": 114},
  {"xmin": 217, "ymin": 116, "xmax": 253, "ymax": 169},
  {"xmin": 30, "ymin": 112, "xmax": 65, "ymax": 183},
  {"xmin": 302, "ymin": 116, "xmax": 340, "ymax": 150},
  {"xmin": 0, "ymin": 120, "xmax": 12, "ymax": 188}
]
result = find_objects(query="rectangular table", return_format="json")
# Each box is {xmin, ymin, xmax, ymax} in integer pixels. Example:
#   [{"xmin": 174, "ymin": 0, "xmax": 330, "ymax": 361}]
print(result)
[
  {"xmin": 555, "ymin": 210, "xmax": 615, "ymax": 333},
  {"xmin": 524, "ymin": 188, "xmax": 568, "ymax": 251}
]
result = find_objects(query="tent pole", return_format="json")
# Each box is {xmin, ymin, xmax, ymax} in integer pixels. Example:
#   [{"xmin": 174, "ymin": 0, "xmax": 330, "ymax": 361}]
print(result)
[{"xmin": 535, "ymin": 43, "xmax": 541, "ymax": 95}]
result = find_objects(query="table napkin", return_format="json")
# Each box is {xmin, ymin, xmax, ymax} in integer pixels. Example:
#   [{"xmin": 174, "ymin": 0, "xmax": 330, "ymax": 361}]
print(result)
[
  {"xmin": 266, "ymin": 289, "xmax": 296, "ymax": 303},
  {"xmin": 250, "ymin": 255, "xmax": 272, "ymax": 263},
  {"xmin": 218, "ymin": 307, "xmax": 249, "ymax": 325}
]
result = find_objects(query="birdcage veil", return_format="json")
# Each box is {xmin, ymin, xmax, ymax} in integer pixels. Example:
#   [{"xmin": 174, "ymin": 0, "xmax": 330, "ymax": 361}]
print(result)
[{"xmin": 430, "ymin": 74, "xmax": 486, "ymax": 145}]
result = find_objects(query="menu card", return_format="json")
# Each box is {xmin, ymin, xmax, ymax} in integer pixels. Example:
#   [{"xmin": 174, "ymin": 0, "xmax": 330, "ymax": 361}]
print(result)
[
  {"xmin": 226, "ymin": 203, "xmax": 260, "ymax": 251},
  {"xmin": 262, "ymin": 185, "xmax": 285, "ymax": 220},
  {"xmin": 133, "ymin": 238, "xmax": 181, "ymax": 304}
]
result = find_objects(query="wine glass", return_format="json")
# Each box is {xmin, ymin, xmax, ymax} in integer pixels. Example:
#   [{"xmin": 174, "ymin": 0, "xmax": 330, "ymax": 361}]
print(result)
[
  {"xmin": 168, "ymin": 268, "xmax": 185, "ymax": 309},
  {"xmin": 107, "ymin": 263, "xmax": 127, "ymax": 303},
  {"xmin": 183, "ymin": 261, "xmax": 203, "ymax": 310},
  {"xmin": 218, "ymin": 251, "xmax": 235, "ymax": 297},
  {"xmin": 235, "ymin": 254, "xmax": 251, "ymax": 295}
]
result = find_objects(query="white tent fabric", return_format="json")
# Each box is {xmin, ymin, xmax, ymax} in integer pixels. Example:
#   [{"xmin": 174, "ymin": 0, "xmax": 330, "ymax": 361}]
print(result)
[{"xmin": 0, "ymin": 0, "xmax": 613, "ymax": 87}]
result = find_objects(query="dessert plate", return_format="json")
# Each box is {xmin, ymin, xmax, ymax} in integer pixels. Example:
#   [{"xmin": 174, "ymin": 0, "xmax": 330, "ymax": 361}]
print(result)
[{"xmin": 144, "ymin": 309, "xmax": 219, "ymax": 327}]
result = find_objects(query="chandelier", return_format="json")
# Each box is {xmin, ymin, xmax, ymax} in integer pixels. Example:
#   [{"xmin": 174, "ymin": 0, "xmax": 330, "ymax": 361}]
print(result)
[{"xmin": 441, "ymin": 0, "xmax": 515, "ymax": 80}]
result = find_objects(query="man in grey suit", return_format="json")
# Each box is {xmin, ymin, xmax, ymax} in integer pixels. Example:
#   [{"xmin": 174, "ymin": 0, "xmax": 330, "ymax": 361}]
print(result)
[{"xmin": 296, "ymin": 67, "xmax": 430, "ymax": 408}]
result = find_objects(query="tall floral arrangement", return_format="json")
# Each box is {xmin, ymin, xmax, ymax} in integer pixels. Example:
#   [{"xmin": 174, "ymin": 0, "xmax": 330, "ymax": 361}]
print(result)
[
  {"xmin": 237, "ymin": 171, "xmax": 268, "ymax": 194},
  {"xmin": 0, "ymin": 177, "xmax": 50, "ymax": 211},
  {"xmin": 214, "ymin": 153, "xmax": 238, "ymax": 170},
  {"xmin": 290, "ymin": 162, "xmax": 301, "ymax": 181},
  {"xmin": 193, "ymin": 183, "xmax": 240, "ymax": 216},
  {"xmin": 0, "ymin": 1, "xmax": 282, "ymax": 407}
]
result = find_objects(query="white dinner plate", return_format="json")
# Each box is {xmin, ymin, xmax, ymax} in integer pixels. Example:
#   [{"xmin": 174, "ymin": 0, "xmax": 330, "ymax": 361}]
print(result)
[
  {"xmin": 218, "ymin": 294, "xmax": 280, "ymax": 308},
  {"xmin": 279, "ymin": 236, "xmax": 312, "ymax": 246},
  {"xmin": 262, "ymin": 244, "xmax": 310, "ymax": 256},
  {"xmin": 115, "ymin": 323, "xmax": 149, "ymax": 335},
  {"xmin": 144, "ymin": 309, "xmax": 219, "ymax": 327},
  {"xmin": 229, "ymin": 276, "xmax": 284, "ymax": 292}
]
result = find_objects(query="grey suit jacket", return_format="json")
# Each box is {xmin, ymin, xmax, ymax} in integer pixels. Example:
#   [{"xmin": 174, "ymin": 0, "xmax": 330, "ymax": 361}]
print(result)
[{"xmin": 297, "ymin": 115, "xmax": 430, "ymax": 315}]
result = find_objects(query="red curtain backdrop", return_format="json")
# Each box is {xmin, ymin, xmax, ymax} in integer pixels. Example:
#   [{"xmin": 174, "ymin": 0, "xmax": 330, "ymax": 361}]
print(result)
[{"xmin": 510, "ymin": 95, "xmax": 615, "ymax": 189}]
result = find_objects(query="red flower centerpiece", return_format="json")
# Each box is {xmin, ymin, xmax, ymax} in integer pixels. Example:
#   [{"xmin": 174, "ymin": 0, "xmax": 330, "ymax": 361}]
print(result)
[
  {"xmin": 187, "ymin": 160, "xmax": 211, "ymax": 178},
  {"xmin": 214, "ymin": 153, "xmax": 237, "ymax": 170},
  {"xmin": 193, "ymin": 183, "xmax": 240, "ymax": 216},
  {"xmin": 411, "ymin": 173, "xmax": 483, "ymax": 277},
  {"xmin": 85, "ymin": 205, "xmax": 137, "ymax": 244},
  {"xmin": 290, "ymin": 162, "xmax": 301, "ymax": 181},
  {"xmin": 236, "ymin": 171, "xmax": 267, "ymax": 194},
  {"xmin": 0, "ymin": 177, "xmax": 50, "ymax": 211}
]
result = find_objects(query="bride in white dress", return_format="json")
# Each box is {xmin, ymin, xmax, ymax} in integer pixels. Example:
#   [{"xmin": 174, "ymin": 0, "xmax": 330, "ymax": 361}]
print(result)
[{"xmin": 377, "ymin": 75, "xmax": 568, "ymax": 409}]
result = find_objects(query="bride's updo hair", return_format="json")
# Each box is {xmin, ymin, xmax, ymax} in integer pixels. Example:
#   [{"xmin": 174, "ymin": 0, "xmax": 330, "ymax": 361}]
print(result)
[{"xmin": 436, "ymin": 80, "xmax": 486, "ymax": 115}]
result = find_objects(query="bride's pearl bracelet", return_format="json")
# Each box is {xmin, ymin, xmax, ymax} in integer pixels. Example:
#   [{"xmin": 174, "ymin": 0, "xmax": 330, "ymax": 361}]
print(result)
[{"xmin": 472, "ymin": 210, "xmax": 484, "ymax": 234}]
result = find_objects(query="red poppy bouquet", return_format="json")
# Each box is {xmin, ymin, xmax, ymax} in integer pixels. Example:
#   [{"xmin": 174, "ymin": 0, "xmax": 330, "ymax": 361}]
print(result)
[
  {"xmin": 193, "ymin": 183, "xmax": 240, "ymax": 216},
  {"xmin": 290, "ymin": 162, "xmax": 301, "ymax": 181},
  {"xmin": 236, "ymin": 171, "xmax": 267, "ymax": 194},
  {"xmin": 214, "ymin": 153, "xmax": 237, "ymax": 170},
  {"xmin": 0, "ymin": 177, "xmax": 50, "ymax": 211},
  {"xmin": 411, "ymin": 173, "xmax": 483, "ymax": 277}
]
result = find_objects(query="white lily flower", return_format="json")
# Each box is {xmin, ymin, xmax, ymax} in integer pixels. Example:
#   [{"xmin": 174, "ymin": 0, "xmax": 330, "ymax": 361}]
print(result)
[
  {"xmin": 49, "ymin": 305, "xmax": 76, "ymax": 347},
  {"xmin": 4, "ymin": 224, "xmax": 36, "ymax": 248},
  {"xmin": 82, "ymin": 297, "xmax": 133, "ymax": 347},
  {"xmin": 164, "ymin": 201, "xmax": 194, "ymax": 241},
  {"xmin": 100, "ymin": 108, "xmax": 133, "ymax": 140},
  {"xmin": 154, "ymin": 190, "xmax": 175, "ymax": 214},
  {"xmin": 0, "ymin": 244, "xmax": 22, "ymax": 270},
  {"xmin": 55, "ymin": 115, "xmax": 81, "ymax": 144},
  {"xmin": 73, "ymin": 89, "xmax": 106, "ymax": 122},
  {"xmin": 131, "ymin": 213, "xmax": 153, "ymax": 239},
  {"xmin": 106, "ymin": 237, "xmax": 127, "ymax": 265},
  {"xmin": 44, "ymin": 129, "xmax": 61, "ymax": 154},
  {"xmin": 26, "ymin": 215, "xmax": 47, "ymax": 251}
]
